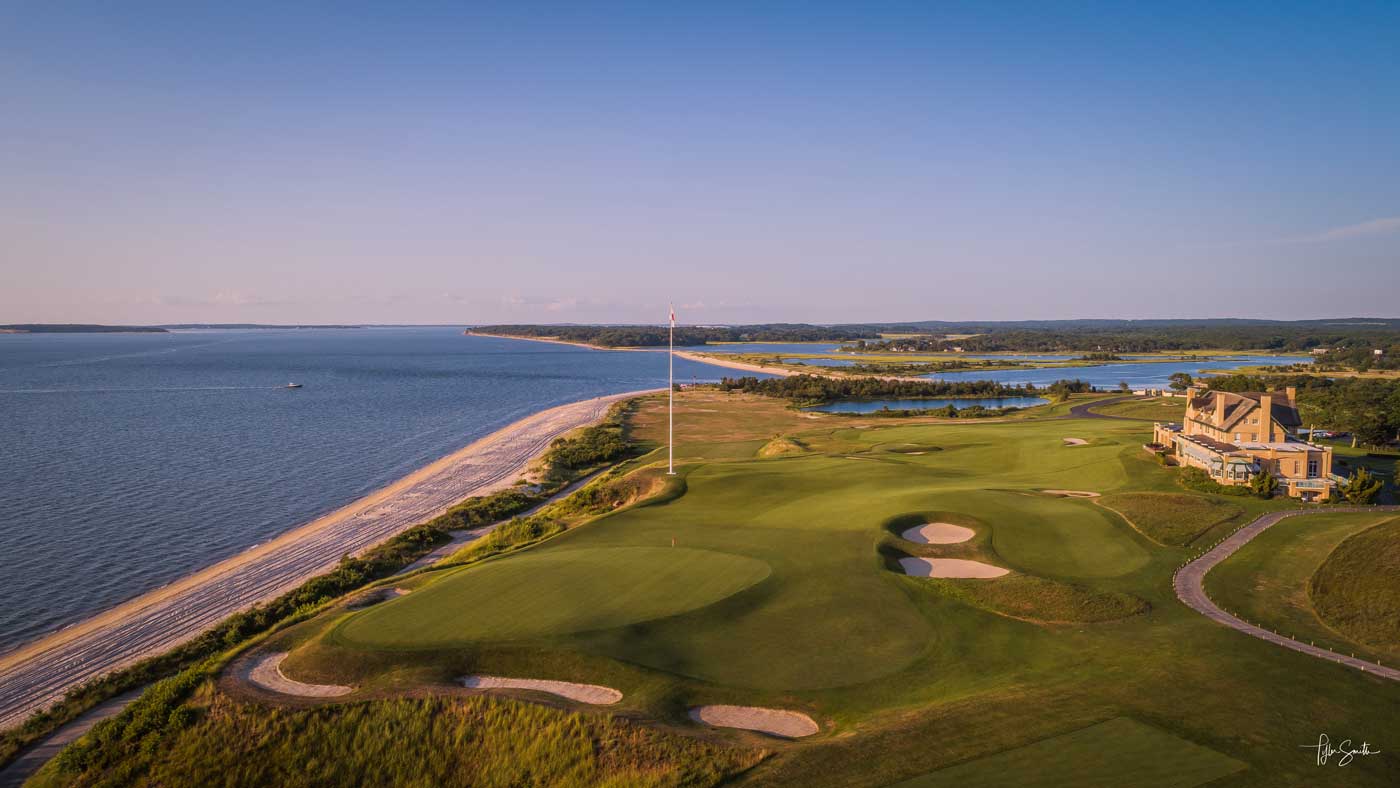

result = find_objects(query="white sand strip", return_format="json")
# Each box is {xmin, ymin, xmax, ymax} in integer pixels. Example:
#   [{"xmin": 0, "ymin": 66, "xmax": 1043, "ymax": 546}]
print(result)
[
  {"xmin": 1062, "ymin": 437, "xmax": 1088, "ymax": 446},
  {"xmin": 460, "ymin": 675, "xmax": 622, "ymax": 705},
  {"xmin": 899, "ymin": 557, "xmax": 1009, "ymax": 578},
  {"xmin": 0, "ymin": 388, "xmax": 656, "ymax": 730},
  {"xmin": 348, "ymin": 587, "xmax": 410, "ymax": 608},
  {"xmin": 1041, "ymin": 489, "xmax": 1101, "ymax": 498},
  {"xmin": 689, "ymin": 705, "xmax": 819, "ymax": 738},
  {"xmin": 901, "ymin": 523, "xmax": 975, "ymax": 544},
  {"xmin": 244, "ymin": 653, "xmax": 352, "ymax": 697}
]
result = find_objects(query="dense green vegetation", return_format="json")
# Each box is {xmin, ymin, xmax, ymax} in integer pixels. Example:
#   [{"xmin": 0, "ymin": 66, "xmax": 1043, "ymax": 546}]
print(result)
[
  {"xmin": 1309, "ymin": 518, "xmax": 1400, "ymax": 658},
  {"xmin": 1098, "ymin": 492, "xmax": 1245, "ymax": 545},
  {"xmin": 473, "ymin": 323, "xmax": 878, "ymax": 347},
  {"xmin": 717, "ymin": 374, "xmax": 1030, "ymax": 402},
  {"xmin": 843, "ymin": 320, "xmax": 1400, "ymax": 354},
  {"xmin": 0, "ymin": 324, "xmax": 168, "ymax": 333},
  {"xmin": 38, "ymin": 695, "xmax": 760, "ymax": 788}
]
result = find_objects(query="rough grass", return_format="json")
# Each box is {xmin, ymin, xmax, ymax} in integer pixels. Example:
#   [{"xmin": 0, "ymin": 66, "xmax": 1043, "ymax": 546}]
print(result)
[
  {"xmin": 758, "ymin": 435, "xmax": 810, "ymax": 457},
  {"xmin": 888, "ymin": 717, "xmax": 1243, "ymax": 788},
  {"xmin": 1097, "ymin": 492, "xmax": 1244, "ymax": 546},
  {"xmin": 1088, "ymin": 397, "xmax": 1187, "ymax": 421},
  {"xmin": 32, "ymin": 693, "xmax": 761, "ymax": 788},
  {"xmin": 916, "ymin": 574, "xmax": 1148, "ymax": 624},
  {"xmin": 1309, "ymin": 517, "xmax": 1400, "ymax": 659}
]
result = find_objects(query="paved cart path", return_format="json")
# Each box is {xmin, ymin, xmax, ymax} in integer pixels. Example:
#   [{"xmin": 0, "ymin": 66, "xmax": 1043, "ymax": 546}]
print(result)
[{"xmin": 1174, "ymin": 506, "xmax": 1400, "ymax": 681}]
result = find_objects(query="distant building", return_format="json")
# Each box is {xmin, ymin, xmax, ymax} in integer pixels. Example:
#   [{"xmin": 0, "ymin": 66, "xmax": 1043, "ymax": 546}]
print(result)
[
  {"xmin": 1152, "ymin": 386, "xmax": 1335, "ymax": 500},
  {"xmin": 1375, "ymin": 348, "xmax": 1385, "ymax": 356}
]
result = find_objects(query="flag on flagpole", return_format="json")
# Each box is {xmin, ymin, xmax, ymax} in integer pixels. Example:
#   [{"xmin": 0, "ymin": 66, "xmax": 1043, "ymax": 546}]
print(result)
[{"xmin": 667, "ymin": 303, "xmax": 675, "ymax": 475}]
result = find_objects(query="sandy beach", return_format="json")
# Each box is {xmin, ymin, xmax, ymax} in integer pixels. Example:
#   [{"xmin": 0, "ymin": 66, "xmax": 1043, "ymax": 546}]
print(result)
[{"xmin": 0, "ymin": 388, "xmax": 658, "ymax": 731}]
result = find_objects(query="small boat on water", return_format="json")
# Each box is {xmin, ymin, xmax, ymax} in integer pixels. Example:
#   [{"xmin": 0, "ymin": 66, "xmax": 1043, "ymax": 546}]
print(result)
[{"xmin": 285, "ymin": 383, "xmax": 303, "ymax": 389}]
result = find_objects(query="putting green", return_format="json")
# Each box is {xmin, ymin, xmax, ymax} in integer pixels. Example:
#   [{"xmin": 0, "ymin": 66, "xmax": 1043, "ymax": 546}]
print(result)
[{"xmin": 337, "ymin": 546, "xmax": 771, "ymax": 648}]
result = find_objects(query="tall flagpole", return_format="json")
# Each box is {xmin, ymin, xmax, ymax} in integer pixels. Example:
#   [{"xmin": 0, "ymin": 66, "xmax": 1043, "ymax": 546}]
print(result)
[{"xmin": 668, "ymin": 302, "xmax": 675, "ymax": 475}]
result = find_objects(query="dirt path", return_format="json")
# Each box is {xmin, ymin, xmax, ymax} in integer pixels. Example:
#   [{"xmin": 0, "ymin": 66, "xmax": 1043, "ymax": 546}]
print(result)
[
  {"xmin": 1174, "ymin": 506, "xmax": 1400, "ymax": 681},
  {"xmin": 0, "ymin": 688, "xmax": 144, "ymax": 788},
  {"xmin": 0, "ymin": 389, "xmax": 658, "ymax": 731}
]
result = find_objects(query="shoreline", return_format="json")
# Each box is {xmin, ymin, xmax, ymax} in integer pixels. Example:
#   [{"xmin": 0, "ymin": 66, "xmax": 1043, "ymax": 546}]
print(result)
[{"xmin": 0, "ymin": 388, "xmax": 660, "ymax": 730}]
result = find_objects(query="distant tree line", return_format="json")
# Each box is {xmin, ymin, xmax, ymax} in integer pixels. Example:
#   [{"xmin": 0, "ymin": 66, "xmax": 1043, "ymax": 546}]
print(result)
[
  {"xmin": 474, "ymin": 324, "xmax": 879, "ymax": 347},
  {"xmin": 717, "ymin": 374, "xmax": 1029, "ymax": 402},
  {"xmin": 844, "ymin": 326, "xmax": 1400, "ymax": 354}
]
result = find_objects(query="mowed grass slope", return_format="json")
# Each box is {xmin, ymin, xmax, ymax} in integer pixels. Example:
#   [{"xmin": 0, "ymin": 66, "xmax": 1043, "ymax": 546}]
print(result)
[
  {"xmin": 1309, "ymin": 517, "xmax": 1400, "ymax": 661},
  {"xmin": 260, "ymin": 391, "xmax": 1400, "ymax": 787},
  {"xmin": 1098, "ymin": 492, "xmax": 1245, "ymax": 546}
]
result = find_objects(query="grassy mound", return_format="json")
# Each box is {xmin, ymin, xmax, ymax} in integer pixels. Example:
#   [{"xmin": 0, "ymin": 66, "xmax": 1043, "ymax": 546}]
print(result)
[
  {"xmin": 38, "ymin": 694, "xmax": 759, "ymax": 788},
  {"xmin": 1309, "ymin": 517, "xmax": 1400, "ymax": 658},
  {"xmin": 337, "ymin": 547, "xmax": 772, "ymax": 648},
  {"xmin": 909, "ymin": 571, "xmax": 1146, "ymax": 624},
  {"xmin": 1097, "ymin": 492, "xmax": 1243, "ymax": 546},
  {"xmin": 758, "ymin": 435, "xmax": 810, "ymax": 457}
]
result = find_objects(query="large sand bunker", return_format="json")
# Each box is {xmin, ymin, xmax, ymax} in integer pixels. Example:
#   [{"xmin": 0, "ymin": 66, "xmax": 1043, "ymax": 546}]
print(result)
[
  {"xmin": 244, "ymin": 652, "xmax": 352, "ymax": 697},
  {"xmin": 347, "ymin": 586, "xmax": 410, "ymax": 609},
  {"xmin": 898, "ymin": 557, "xmax": 1009, "ymax": 578},
  {"xmin": 689, "ymin": 705, "xmax": 819, "ymax": 738},
  {"xmin": 1042, "ymin": 489, "xmax": 1101, "ymax": 498},
  {"xmin": 460, "ymin": 675, "xmax": 622, "ymax": 705},
  {"xmin": 1062, "ymin": 437, "xmax": 1088, "ymax": 446},
  {"xmin": 901, "ymin": 523, "xmax": 975, "ymax": 544}
]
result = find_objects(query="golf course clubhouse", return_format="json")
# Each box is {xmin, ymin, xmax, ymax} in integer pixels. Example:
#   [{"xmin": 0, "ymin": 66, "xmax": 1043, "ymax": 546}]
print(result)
[{"xmin": 1152, "ymin": 386, "xmax": 1336, "ymax": 500}]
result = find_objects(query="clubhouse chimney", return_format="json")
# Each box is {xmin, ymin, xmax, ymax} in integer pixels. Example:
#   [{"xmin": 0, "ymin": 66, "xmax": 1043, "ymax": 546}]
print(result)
[
  {"xmin": 1215, "ymin": 392, "xmax": 1226, "ymax": 425},
  {"xmin": 1285, "ymin": 386, "xmax": 1296, "ymax": 403},
  {"xmin": 1259, "ymin": 394, "xmax": 1273, "ymax": 441}
]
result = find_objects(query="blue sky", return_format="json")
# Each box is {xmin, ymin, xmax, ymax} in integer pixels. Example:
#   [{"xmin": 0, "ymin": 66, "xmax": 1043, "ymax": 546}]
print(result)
[{"xmin": 2, "ymin": 1, "xmax": 1397, "ymax": 324}]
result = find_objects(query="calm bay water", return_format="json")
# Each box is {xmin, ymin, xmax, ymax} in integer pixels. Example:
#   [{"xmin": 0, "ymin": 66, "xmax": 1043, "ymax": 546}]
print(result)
[
  {"xmin": 924, "ymin": 355, "xmax": 1308, "ymax": 389},
  {"xmin": 0, "ymin": 328, "xmax": 738, "ymax": 651}
]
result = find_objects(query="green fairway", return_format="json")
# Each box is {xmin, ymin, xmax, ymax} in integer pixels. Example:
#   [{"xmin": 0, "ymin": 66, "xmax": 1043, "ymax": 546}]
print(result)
[
  {"xmin": 254, "ymin": 391, "xmax": 1400, "ymax": 787},
  {"xmin": 1205, "ymin": 512, "xmax": 1399, "ymax": 663},
  {"xmin": 1088, "ymin": 396, "xmax": 1187, "ymax": 421},
  {"xmin": 338, "ymin": 546, "xmax": 771, "ymax": 647},
  {"xmin": 889, "ymin": 717, "xmax": 1245, "ymax": 788}
]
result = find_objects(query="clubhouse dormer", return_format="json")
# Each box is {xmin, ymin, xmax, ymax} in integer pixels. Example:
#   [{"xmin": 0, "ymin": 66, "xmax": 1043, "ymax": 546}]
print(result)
[{"xmin": 1182, "ymin": 386, "xmax": 1300, "ymax": 444}]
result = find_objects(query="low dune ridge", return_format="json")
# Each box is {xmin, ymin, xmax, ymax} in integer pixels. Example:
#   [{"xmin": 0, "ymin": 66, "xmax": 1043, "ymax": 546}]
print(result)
[
  {"xmin": 460, "ymin": 675, "xmax": 622, "ymax": 705},
  {"xmin": 901, "ymin": 523, "xmax": 975, "ymax": 544},
  {"xmin": 898, "ymin": 557, "xmax": 1009, "ymax": 578},
  {"xmin": 689, "ymin": 705, "xmax": 819, "ymax": 738}
]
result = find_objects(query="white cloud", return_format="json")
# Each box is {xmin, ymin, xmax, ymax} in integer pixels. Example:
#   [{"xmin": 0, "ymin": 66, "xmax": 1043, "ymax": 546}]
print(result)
[{"xmin": 1282, "ymin": 216, "xmax": 1400, "ymax": 244}]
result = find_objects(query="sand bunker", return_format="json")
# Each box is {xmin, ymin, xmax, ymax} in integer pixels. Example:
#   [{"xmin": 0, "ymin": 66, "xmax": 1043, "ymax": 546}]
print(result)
[
  {"xmin": 1042, "ymin": 489, "xmax": 1101, "ymax": 498},
  {"xmin": 347, "ymin": 587, "xmax": 410, "ymax": 608},
  {"xmin": 1062, "ymin": 437, "xmax": 1088, "ymax": 446},
  {"xmin": 901, "ymin": 523, "xmax": 975, "ymax": 544},
  {"xmin": 689, "ymin": 705, "xmax": 819, "ymax": 738},
  {"xmin": 898, "ymin": 557, "xmax": 1009, "ymax": 579},
  {"xmin": 244, "ymin": 653, "xmax": 352, "ymax": 697},
  {"xmin": 460, "ymin": 675, "xmax": 622, "ymax": 705}
]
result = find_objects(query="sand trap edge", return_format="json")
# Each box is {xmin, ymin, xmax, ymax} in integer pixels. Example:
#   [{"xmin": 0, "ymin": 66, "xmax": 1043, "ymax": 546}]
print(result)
[
  {"xmin": 460, "ymin": 675, "xmax": 622, "ymax": 705},
  {"xmin": 1041, "ymin": 489, "xmax": 1101, "ymax": 498},
  {"xmin": 689, "ymin": 705, "xmax": 819, "ymax": 738},
  {"xmin": 245, "ymin": 652, "xmax": 353, "ymax": 697},
  {"xmin": 900, "ymin": 522, "xmax": 975, "ymax": 544},
  {"xmin": 898, "ymin": 556, "xmax": 1009, "ymax": 579}
]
